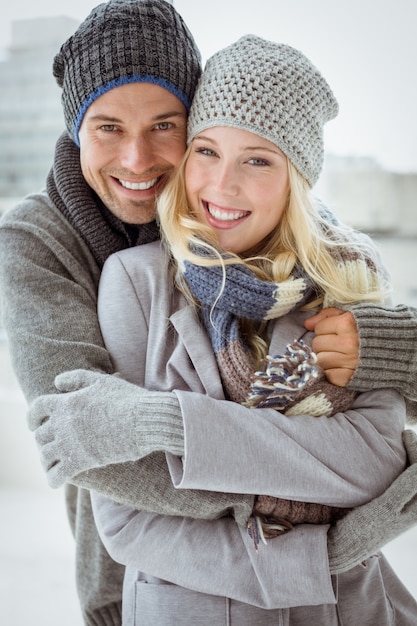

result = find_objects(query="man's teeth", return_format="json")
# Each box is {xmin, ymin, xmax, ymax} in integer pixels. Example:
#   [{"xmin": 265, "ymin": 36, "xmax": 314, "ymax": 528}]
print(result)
[
  {"xmin": 119, "ymin": 177, "xmax": 159, "ymax": 190},
  {"xmin": 207, "ymin": 204, "xmax": 248, "ymax": 221}
]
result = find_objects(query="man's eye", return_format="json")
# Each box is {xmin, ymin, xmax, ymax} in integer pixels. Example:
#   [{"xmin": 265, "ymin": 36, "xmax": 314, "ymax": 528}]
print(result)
[
  {"xmin": 100, "ymin": 125, "xmax": 117, "ymax": 132},
  {"xmin": 156, "ymin": 122, "xmax": 172, "ymax": 131}
]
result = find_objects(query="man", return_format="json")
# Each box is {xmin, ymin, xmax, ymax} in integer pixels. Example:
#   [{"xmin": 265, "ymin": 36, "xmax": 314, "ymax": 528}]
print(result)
[
  {"xmin": 0, "ymin": 2, "xmax": 202, "ymax": 623},
  {"xmin": 0, "ymin": 1, "xmax": 416, "ymax": 624}
]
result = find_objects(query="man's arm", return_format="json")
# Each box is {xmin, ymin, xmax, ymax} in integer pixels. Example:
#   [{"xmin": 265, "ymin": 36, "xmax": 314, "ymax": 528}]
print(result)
[
  {"xmin": 0, "ymin": 200, "xmax": 253, "ymax": 519},
  {"xmin": 305, "ymin": 304, "xmax": 417, "ymax": 420},
  {"xmin": 0, "ymin": 196, "xmax": 112, "ymax": 401}
]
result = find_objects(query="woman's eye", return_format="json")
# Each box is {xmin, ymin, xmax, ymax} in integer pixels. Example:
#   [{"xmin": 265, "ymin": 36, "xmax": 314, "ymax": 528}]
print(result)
[
  {"xmin": 195, "ymin": 147, "xmax": 217, "ymax": 157},
  {"xmin": 248, "ymin": 157, "xmax": 270, "ymax": 166}
]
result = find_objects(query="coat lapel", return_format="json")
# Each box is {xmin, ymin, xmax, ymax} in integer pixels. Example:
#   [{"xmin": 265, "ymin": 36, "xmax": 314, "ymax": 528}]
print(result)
[{"xmin": 170, "ymin": 306, "xmax": 225, "ymax": 400}]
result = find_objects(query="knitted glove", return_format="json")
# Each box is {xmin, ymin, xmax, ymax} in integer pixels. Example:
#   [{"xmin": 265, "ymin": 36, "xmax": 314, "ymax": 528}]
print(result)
[
  {"xmin": 327, "ymin": 429, "xmax": 417, "ymax": 574},
  {"xmin": 27, "ymin": 369, "xmax": 184, "ymax": 488}
]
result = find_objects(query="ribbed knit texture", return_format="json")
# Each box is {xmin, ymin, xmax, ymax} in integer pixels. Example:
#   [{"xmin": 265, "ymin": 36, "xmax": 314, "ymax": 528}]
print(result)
[
  {"xmin": 254, "ymin": 494, "xmax": 348, "ymax": 533},
  {"xmin": 47, "ymin": 132, "xmax": 160, "ymax": 267},
  {"xmin": 188, "ymin": 35, "xmax": 338, "ymax": 186},
  {"xmin": 346, "ymin": 302, "xmax": 417, "ymax": 422},
  {"xmin": 28, "ymin": 370, "xmax": 185, "ymax": 488},
  {"xmin": 53, "ymin": 0, "xmax": 202, "ymax": 144}
]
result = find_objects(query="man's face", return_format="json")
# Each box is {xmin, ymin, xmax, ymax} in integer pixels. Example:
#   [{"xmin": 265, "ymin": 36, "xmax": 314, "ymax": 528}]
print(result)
[{"xmin": 78, "ymin": 82, "xmax": 187, "ymax": 224}]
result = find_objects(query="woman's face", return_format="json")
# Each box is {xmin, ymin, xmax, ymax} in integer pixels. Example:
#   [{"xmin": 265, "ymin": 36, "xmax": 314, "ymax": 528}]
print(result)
[{"xmin": 185, "ymin": 126, "xmax": 289, "ymax": 254}]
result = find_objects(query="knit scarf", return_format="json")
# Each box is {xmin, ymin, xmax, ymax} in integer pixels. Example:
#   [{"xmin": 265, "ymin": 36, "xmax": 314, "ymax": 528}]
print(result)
[
  {"xmin": 184, "ymin": 257, "xmax": 319, "ymax": 404},
  {"xmin": 47, "ymin": 132, "xmax": 160, "ymax": 267},
  {"xmin": 183, "ymin": 246, "xmax": 379, "ymax": 542}
]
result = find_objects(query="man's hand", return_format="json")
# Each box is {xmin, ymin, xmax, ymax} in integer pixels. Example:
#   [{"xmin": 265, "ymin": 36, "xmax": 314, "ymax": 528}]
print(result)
[
  {"xmin": 27, "ymin": 369, "xmax": 184, "ymax": 488},
  {"xmin": 304, "ymin": 308, "xmax": 359, "ymax": 387}
]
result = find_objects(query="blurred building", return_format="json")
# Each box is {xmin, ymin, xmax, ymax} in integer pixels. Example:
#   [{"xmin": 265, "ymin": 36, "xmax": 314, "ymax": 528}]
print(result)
[
  {"xmin": 0, "ymin": 17, "xmax": 79, "ymax": 199},
  {"xmin": 316, "ymin": 155, "xmax": 417, "ymax": 236}
]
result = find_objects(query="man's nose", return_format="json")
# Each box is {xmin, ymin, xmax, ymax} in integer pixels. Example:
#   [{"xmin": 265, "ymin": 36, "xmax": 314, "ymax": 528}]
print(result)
[{"xmin": 120, "ymin": 134, "xmax": 158, "ymax": 172}]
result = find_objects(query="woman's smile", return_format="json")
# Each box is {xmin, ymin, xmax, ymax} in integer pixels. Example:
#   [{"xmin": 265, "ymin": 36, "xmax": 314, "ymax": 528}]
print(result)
[
  {"xmin": 186, "ymin": 126, "xmax": 289, "ymax": 254},
  {"xmin": 204, "ymin": 201, "xmax": 251, "ymax": 228}
]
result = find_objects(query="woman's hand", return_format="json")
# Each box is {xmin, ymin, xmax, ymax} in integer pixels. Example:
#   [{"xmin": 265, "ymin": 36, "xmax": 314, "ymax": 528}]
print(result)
[{"xmin": 304, "ymin": 308, "xmax": 359, "ymax": 386}]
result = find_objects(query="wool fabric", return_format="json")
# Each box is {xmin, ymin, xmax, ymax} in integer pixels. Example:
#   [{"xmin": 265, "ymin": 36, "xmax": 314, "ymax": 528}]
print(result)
[
  {"xmin": 184, "ymin": 257, "xmax": 316, "ymax": 403},
  {"xmin": 246, "ymin": 340, "xmax": 357, "ymax": 417},
  {"xmin": 53, "ymin": 0, "xmax": 202, "ymax": 145},
  {"xmin": 187, "ymin": 35, "xmax": 338, "ymax": 186}
]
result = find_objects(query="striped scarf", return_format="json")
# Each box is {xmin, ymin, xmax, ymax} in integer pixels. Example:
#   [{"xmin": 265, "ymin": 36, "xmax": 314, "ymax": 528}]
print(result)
[
  {"xmin": 183, "ymin": 244, "xmax": 380, "ymax": 542},
  {"xmin": 184, "ymin": 258, "xmax": 318, "ymax": 403}
]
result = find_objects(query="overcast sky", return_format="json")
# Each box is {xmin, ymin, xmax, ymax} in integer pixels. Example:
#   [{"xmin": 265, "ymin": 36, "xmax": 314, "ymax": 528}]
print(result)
[{"xmin": 2, "ymin": 0, "xmax": 416, "ymax": 172}]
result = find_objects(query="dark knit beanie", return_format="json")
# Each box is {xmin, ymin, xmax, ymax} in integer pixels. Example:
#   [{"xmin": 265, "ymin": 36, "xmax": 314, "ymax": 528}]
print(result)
[
  {"xmin": 188, "ymin": 35, "xmax": 338, "ymax": 187},
  {"xmin": 53, "ymin": 0, "xmax": 202, "ymax": 146}
]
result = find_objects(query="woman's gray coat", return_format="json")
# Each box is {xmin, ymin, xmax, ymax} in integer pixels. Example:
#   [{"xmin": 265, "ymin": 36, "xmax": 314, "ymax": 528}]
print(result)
[{"xmin": 92, "ymin": 241, "xmax": 417, "ymax": 625}]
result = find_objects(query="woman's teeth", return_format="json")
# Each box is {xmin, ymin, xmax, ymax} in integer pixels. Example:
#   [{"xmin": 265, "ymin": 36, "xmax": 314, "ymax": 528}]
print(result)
[{"xmin": 207, "ymin": 203, "xmax": 248, "ymax": 221}]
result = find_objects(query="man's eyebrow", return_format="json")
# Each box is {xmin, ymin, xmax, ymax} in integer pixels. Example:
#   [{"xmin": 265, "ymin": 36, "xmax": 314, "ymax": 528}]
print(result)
[
  {"xmin": 152, "ymin": 110, "xmax": 186, "ymax": 120},
  {"xmin": 86, "ymin": 110, "xmax": 185, "ymax": 124}
]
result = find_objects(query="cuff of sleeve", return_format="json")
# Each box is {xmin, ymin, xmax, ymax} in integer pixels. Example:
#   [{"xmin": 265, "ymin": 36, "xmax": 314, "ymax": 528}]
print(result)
[{"xmin": 343, "ymin": 303, "xmax": 417, "ymax": 400}]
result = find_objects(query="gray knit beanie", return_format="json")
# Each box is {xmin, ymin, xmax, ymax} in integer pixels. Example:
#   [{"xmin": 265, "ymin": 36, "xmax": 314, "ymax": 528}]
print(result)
[
  {"xmin": 53, "ymin": 0, "xmax": 202, "ymax": 146},
  {"xmin": 187, "ymin": 35, "xmax": 338, "ymax": 187}
]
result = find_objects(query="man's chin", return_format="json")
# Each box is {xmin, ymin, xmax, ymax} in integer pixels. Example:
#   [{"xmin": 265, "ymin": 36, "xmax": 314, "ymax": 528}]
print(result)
[{"xmin": 110, "ymin": 200, "xmax": 157, "ymax": 225}]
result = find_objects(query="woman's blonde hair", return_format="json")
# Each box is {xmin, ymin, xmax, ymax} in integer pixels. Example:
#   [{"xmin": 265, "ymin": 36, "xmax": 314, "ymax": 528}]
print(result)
[{"xmin": 157, "ymin": 145, "xmax": 389, "ymax": 310}]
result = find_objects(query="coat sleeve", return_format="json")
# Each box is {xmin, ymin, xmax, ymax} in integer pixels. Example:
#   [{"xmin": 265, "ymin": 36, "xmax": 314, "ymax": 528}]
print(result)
[
  {"xmin": 170, "ymin": 387, "xmax": 406, "ymax": 507},
  {"xmin": 91, "ymin": 489, "xmax": 335, "ymax": 609}
]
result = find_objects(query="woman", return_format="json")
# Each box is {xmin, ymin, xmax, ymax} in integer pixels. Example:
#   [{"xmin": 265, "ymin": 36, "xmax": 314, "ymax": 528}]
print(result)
[{"xmin": 91, "ymin": 36, "xmax": 416, "ymax": 624}]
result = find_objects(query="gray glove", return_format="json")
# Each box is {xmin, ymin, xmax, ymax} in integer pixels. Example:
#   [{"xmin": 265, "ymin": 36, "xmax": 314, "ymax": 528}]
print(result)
[
  {"xmin": 328, "ymin": 429, "xmax": 417, "ymax": 574},
  {"xmin": 27, "ymin": 369, "xmax": 184, "ymax": 488}
]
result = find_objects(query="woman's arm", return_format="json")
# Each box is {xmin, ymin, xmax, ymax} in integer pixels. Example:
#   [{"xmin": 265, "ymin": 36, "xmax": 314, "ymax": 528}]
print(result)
[
  {"xmin": 96, "ymin": 248, "xmax": 407, "ymax": 509},
  {"xmin": 90, "ymin": 429, "xmax": 417, "ymax": 605},
  {"xmin": 91, "ymin": 490, "xmax": 335, "ymax": 610},
  {"xmin": 169, "ymin": 386, "xmax": 406, "ymax": 507}
]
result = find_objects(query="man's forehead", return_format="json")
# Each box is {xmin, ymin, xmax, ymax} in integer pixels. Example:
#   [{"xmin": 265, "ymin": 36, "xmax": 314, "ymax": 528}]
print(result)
[{"xmin": 84, "ymin": 82, "xmax": 187, "ymax": 118}]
